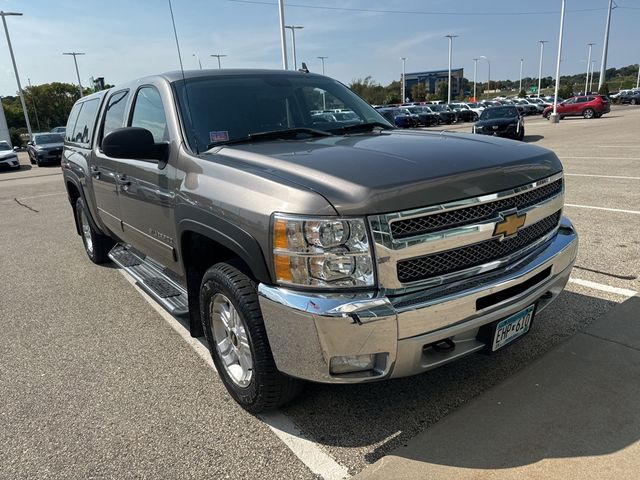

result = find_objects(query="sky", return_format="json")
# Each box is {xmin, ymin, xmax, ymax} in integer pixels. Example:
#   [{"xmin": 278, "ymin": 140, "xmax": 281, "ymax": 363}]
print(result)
[{"xmin": 1, "ymin": 0, "xmax": 639, "ymax": 96}]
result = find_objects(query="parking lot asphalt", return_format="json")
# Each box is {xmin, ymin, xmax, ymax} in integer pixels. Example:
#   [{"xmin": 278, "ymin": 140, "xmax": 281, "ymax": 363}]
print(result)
[{"xmin": 1, "ymin": 105, "xmax": 638, "ymax": 479}]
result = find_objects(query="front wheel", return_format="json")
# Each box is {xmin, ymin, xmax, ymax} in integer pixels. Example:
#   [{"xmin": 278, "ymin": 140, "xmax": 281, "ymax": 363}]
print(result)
[
  {"xmin": 583, "ymin": 108, "xmax": 595, "ymax": 119},
  {"xmin": 631, "ymin": 98, "xmax": 638, "ymax": 105},
  {"xmin": 543, "ymin": 111, "xmax": 551, "ymax": 119},
  {"xmin": 75, "ymin": 197, "xmax": 114, "ymax": 263},
  {"xmin": 200, "ymin": 262, "xmax": 302, "ymax": 412},
  {"xmin": 517, "ymin": 126, "xmax": 525, "ymax": 141}
]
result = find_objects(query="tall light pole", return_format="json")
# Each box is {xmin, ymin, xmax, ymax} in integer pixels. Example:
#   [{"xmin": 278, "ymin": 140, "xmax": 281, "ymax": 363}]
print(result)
[
  {"xmin": 192, "ymin": 53, "xmax": 202, "ymax": 70},
  {"xmin": 210, "ymin": 54, "xmax": 227, "ymax": 69},
  {"xmin": 317, "ymin": 56, "xmax": 328, "ymax": 109},
  {"xmin": 445, "ymin": 35, "xmax": 457, "ymax": 103},
  {"xmin": 537, "ymin": 40, "xmax": 548, "ymax": 97},
  {"xmin": 472, "ymin": 58, "xmax": 478, "ymax": 100},
  {"xmin": 550, "ymin": 0, "xmax": 566, "ymax": 123},
  {"xmin": 1, "ymin": 11, "xmax": 32, "ymax": 139},
  {"xmin": 285, "ymin": 25, "xmax": 303, "ymax": 70},
  {"xmin": 519, "ymin": 58, "xmax": 524, "ymax": 94},
  {"xmin": 401, "ymin": 57, "xmax": 407, "ymax": 102},
  {"xmin": 277, "ymin": 0, "xmax": 288, "ymax": 70},
  {"xmin": 636, "ymin": 63, "xmax": 640, "ymax": 89},
  {"xmin": 62, "ymin": 52, "xmax": 85, "ymax": 98},
  {"xmin": 585, "ymin": 43, "xmax": 594, "ymax": 93},
  {"xmin": 480, "ymin": 56, "xmax": 490, "ymax": 99},
  {"xmin": 598, "ymin": 0, "xmax": 615, "ymax": 91},
  {"xmin": 590, "ymin": 60, "xmax": 596, "ymax": 92}
]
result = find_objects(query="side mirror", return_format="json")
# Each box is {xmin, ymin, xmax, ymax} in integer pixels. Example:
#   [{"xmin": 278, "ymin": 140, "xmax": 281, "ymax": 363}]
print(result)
[
  {"xmin": 13, "ymin": 146, "xmax": 20, "ymax": 151},
  {"xmin": 102, "ymin": 127, "xmax": 168, "ymax": 164},
  {"xmin": 27, "ymin": 141, "xmax": 33, "ymax": 146}
]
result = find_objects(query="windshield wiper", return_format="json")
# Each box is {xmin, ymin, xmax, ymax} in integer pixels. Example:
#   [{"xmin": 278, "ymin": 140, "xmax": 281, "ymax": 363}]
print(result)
[
  {"xmin": 206, "ymin": 127, "xmax": 333, "ymax": 149},
  {"xmin": 330, "ymin": 121, "xmax": 394, "ymax": 134}
]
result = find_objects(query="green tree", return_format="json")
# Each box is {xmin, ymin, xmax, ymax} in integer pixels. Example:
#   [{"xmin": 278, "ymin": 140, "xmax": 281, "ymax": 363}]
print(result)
[
  {"xmin": 348, "ymin": 76, "xmax": 386, "ymax": 104},
  {"xmin": 598, "ymin": 83, "xmax": 610, "ymax": 96},
  {"xmin": 436, "ymin": 82, "xmax": 448, "ymax": 102},
  {"xmin": 411, "ymin": 83, "xmax": 427, "ymax": 102},
  {"xmin": 518, "ymin": 89, "xmax": 526, "ymax": 98}
]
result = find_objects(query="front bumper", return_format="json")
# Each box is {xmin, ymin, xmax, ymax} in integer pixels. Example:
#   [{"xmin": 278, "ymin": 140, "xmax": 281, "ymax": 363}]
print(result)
[
  {"xmin": 259, "ymin": 216, "xmax": 578, "ymax": 383},
  {"xmin": 0, "ymin": 157, "xmax": 20, "ymax": 168}
]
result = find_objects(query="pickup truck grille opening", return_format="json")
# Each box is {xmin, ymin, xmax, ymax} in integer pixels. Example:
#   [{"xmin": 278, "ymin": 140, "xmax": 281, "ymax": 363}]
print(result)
[
  {"xmin": 475, "ymin": 267, "xmax": 552, "ymax": 311},
  {"xmin": 396, "ymin": 210, "xmax": 561, "ymax": 284},
  {"xmin": 390, "ymin": 178, "xmax": 562, "ymax": 239}
]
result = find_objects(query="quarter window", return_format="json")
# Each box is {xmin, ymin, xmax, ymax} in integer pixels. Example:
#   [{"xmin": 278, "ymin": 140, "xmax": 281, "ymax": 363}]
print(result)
[
  {"xmin": 71, "ymin": 98, "xmax": 100, "ymax": 145},
  {"xmin": 130, "ymin": 86, "xmax": 168, "ymax": 143},
  {"xmin": 65, "ymin": 103, "xmax": 82, "ymax": 142}
]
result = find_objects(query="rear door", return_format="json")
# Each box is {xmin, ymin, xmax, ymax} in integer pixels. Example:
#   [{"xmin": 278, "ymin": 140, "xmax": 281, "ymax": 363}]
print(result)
[
  {"xmin": 91, "ymin": 89, "xmax": 131, "ymax": 236},
  {"xmin": 116, "ymin": 84, "xmax": 179, "ymax": 268}
]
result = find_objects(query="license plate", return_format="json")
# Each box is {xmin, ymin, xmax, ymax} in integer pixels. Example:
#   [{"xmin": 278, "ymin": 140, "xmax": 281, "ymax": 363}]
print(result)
[{"xmin": 492, "ymin": 304, "xmax": 535, "ymax": 351}]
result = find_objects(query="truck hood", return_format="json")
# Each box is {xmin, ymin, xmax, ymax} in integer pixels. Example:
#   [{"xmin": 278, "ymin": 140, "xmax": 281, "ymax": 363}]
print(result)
[
  {"xmin": 0, "ymin": 150, "xmax": 17, "ymax": 159},
  {"xmin": 208, "ymin": 130, "xmax": 562, "ymax": 215}
]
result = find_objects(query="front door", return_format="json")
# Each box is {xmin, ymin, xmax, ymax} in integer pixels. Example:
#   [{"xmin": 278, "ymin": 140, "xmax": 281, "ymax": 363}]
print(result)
[{"xmin": 117, "ymin": 85, "xmax": 179, "ymax": 269}]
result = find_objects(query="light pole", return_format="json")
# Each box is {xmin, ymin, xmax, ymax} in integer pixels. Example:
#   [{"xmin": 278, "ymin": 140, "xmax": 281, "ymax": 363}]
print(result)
[
  {"xmin": 585, "ymin": 43, "xmax": 595, "ymax": 93},
  {"xmin": 550, "ymin": 0, "xmax": 566, "ymax": 123},
  {"xmin": 480, "ymin": 56, "xmax": 490, "ymax": 99},
  {"xmin": 62, "ymin": 52, "xmax": 85, "ymax": 98},
  {"xmin": 285, "ymin": 25, "xmax": 303, "ymax": 70},
  {"xmin": 317, "ymin": 56, "xmax": 328, "ymax": 109},
  {"xmin": 519, "ymin": 58, "xmax": 524, "ymax": 94},
  {"xmin": 277, "ymin": 0, "xmax": 288, "ymax": 70},
  {"xmin": 445, "ymin": 35, "xmax": 457, "ymax": 103},
  {"xmin": 1, "ymin": 11, "xmax": 32, "ymax": 139},
  {"xmin": 192, "ymin": 53, "xmax": 202, "ymax": 70},
  {"xmin": 210, "ymin": 54, "xmax": 227, "ymax": 69},
  {"xmin": 636, "ymin": 63, "xmax": 640, "ymax": 89},
  {"xmin": 472, "ymin": 58, "xmax": 478, "ymax": 100},
  {"xmin": 598, "ymin": 0, "xmax": 615, "ymax": 91},
  {"xmin": 537, "ymin": 40, "xmax": 548, "ymax": 97},
  {"xmin": 590, "ymin": 60, "xmax": 596, "ymax": 92},
  {"xmin": 401, "ymin": 57, "xmax": 407, "ymax": 102}
]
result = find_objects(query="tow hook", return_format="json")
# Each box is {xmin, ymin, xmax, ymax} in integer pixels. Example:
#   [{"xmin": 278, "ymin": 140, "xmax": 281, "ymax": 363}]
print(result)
[{"xmin": 428, "ymin": 338, "xmax": 456, "ymax": 352}]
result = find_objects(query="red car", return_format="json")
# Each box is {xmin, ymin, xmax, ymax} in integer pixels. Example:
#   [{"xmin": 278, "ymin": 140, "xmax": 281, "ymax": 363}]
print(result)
[{"xmin": 543, "ymin": 95, "xmax": 610, "ymax": 119}]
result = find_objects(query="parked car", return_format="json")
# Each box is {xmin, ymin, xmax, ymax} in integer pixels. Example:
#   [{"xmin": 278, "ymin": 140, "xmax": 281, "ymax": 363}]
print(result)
[
  {"xmin": 377, "ymin": 107, "xmax": 417, "ymax": 128},
  {"xmin": 427, "ymin": 103, "xmax": 456, "ymax": 124},
  {"xmin": 542, "ymin": 95, "xmax": 610, "ymax": 119},
  {"xmin": 27, "ymin": 133, "xmax": 64, "ymax": 166},
  {"xmin": 50, "ymin": 126, "xmax": 66, "ymax": 134},
  {"xmin": 526, "ymin": 97, "xmax": 551, "ymax": 112},
  {"xmin": 403, "ymin": 106, "xmax": 439, "ymax": 126},
  {"xmin": 617, "ymin": 91, "xmax": 640, "ymax": 105},
  {"xmin": 473, "ymin": 105, "xmax": 525, "ymax": 140},
  {"xmin": 465, "ymin": 102, "xmax": 485, "ymax": 117},
  {"xmin": 512, "ymin": 99, "xmax": 539, "ymax": 115},
  {"xmin": 0, "ymin": 140, "xmax": 20, "ymax": 169},
  {"xmin": 448, "ymin": 103, "xmax": 477, "ymax": 122},
  {"xmin": 61, "ymin": 69, "xmax": 577, "ymax": 412}
]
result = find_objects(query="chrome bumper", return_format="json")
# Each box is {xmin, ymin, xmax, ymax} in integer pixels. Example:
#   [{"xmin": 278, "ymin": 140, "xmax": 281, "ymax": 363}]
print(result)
[{"xmin": 258, "ymin": 216, "xmax": 578, "ymax": 383}]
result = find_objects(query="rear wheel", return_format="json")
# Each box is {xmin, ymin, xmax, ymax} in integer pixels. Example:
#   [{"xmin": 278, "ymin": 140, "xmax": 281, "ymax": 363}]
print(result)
[
  {"xmin": 583, "ymin": 108, "xmax": 595, "ymax": 119},
  {"xmin": 543, "ymin": 111, "xmax": 551, "ymax": 119},
  {"xmin": 75, "ymin": 197, "xmax": 114, "ymax": 264},
  {"xmin": 200, "ymin": 261, "xmax": 302, "ymax": 412},
  {"xmin": 631, "ymin": 98, "xmax": 638, "ymax": 105}
]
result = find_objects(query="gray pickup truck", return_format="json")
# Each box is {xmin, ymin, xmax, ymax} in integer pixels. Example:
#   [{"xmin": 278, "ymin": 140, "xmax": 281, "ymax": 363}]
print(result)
[{"xmin": 62, "ymin": 69, "xmax": 578, "ymax": 412}]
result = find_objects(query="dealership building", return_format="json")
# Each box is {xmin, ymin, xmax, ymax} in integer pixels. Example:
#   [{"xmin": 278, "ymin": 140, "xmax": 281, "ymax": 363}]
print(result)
[{"xmin": 403, "ymin": 68, "xmax": 464, "ymax": 101}]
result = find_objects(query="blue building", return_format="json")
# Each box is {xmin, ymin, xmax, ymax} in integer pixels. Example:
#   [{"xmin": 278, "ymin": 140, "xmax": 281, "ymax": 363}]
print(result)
[{"xmin": 404, "ymin": 68, "xmax": 464, "ymax": 101}]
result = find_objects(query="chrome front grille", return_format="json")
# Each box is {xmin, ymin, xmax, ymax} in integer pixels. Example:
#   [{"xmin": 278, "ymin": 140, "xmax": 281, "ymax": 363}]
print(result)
[
  {"xmin": 396, "ymin": 211, "xmax": 561, "ymax": 283},
  {"xmin": 390, "ymin": 178, "xmax": 563, "ymax": 239},
  {"xmin": 369, "ymin": 172, "xmax": 565, "ymax": 292}
]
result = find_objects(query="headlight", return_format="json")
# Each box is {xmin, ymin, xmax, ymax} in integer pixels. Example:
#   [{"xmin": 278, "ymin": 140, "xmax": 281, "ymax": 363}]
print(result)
[{"xmin": 272, "ymin": 214, "xmax": 374, "ymax": 288}]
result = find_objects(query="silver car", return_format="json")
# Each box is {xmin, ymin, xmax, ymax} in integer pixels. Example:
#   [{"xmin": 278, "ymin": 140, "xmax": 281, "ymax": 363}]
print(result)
[{"xmin": 0, "ymin": 141, "xmax": 20, "ymax": 169}]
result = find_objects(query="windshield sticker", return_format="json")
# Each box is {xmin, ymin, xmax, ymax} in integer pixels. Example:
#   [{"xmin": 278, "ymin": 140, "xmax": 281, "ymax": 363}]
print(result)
[{"xmin": 209, "ymin": 131, "xmax": 229, "ymax": 143}]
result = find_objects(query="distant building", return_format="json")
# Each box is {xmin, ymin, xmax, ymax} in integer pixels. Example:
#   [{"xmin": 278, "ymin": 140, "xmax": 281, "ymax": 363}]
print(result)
[{"xmin": 404, "ymin": 68, "xmax": 464, "ymax": 100}]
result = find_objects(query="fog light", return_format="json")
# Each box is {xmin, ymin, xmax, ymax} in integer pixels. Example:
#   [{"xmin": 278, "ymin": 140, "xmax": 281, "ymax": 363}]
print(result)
[{"xmin": 330, "ymin": 354, "xmax": 376, "ymax": 374}]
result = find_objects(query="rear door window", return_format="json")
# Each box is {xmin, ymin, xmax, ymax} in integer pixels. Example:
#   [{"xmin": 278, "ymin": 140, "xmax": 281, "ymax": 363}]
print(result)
[
  {"xmin": 65, "ymin": 103, "xmax": 82, "ymax": 142},
  {"xmin": 70, "ymin": 98, "xmax": 100, "ymax": 146}
]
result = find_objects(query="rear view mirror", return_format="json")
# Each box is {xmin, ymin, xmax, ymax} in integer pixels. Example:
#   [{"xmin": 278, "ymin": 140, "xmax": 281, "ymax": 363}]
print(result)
[{"xmin": 102, "ymin": 127, "xmax": 168, "ymax": 164}]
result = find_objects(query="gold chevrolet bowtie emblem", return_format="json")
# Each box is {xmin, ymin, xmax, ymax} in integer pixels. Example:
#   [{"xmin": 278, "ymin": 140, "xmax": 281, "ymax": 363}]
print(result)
[{"xmin": 493, "ymin": 212, "xmax": 527, "ymax": 239}]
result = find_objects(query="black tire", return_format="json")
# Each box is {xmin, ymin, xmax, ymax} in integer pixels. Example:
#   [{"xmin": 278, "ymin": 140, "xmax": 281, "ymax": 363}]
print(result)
[
  {"xmin": 631, "ymin": 98, "xmax": 638, "ymax": 105},
  {"xmin": 583, "ymin": 108, "xmax": 595, "ymax": 119},
  {"xmin": 517, "ymin": 126, "xmax": 525, "ymax": 141},
  {"xmin": 75, "ymin": 197, "xmax": 114, "ymax": 264},
  {"xmin": 543, "ymin": 111, "xmax": 551, "ymax": 119},
  {"xmin": 200, "ymin": 262, "xmax": 302, "ymax": 412}
]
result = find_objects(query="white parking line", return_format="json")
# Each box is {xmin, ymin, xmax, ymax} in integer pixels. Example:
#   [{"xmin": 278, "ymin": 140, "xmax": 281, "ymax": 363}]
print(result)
[
  {"xmin": 565, "ymin": 173, "xmax": 640, "ymax": 180},
  {"xmin": 564, "ymin": 204, "xmax": 640, "ymax": 215},
  {"xmin": 117, "ymin": 270, "xmax": 350, "ymax": 480},
  {"xmin": 569, "ymin": 278, "xmax": 637, "ymax": 298},
  {"xmin": 17, "ymin": 192, "xmax": 67, "ymax": 200}
]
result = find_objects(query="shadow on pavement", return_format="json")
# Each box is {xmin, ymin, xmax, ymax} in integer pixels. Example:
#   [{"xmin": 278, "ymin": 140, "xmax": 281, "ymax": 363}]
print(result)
[
  {"xmin": 523, "ymin": 134, "xmax": 544, "ymax": 143},
  {"xmin": 281, "ymin": 291, "xmax": 619, "ymax": 465}
]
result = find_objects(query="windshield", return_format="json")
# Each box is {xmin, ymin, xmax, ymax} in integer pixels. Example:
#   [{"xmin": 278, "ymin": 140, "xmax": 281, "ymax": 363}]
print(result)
[
  {"xmin": 479, "ymin": 106, "xmax": 519, "ymax": 120},
  {"xmin": 173, "ymin": 74, "xmax": 392, "ymax": 150},
  {"xmin": 34, "ymin": 134, "xmax": 64, "ymax": 145},
  {"xmin": 0, "ymin": 143, "xmax": 10, "ymax": 151}
]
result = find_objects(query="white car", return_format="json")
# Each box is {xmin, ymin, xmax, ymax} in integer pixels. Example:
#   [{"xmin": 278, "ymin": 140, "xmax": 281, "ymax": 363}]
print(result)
[
  {"xmin": 0, "ymin": 141, "xmax": 20, "ymax": 169},
  {"xmin": 465, "ymin": 102, "xmax": 485, "ymax": 117}
]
